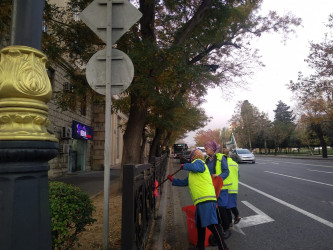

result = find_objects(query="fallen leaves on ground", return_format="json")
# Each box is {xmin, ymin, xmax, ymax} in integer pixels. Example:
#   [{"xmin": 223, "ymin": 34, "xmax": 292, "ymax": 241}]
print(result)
[{"xmin": 74, "ymin": 190, "xmax": 122, "ymax": 250}]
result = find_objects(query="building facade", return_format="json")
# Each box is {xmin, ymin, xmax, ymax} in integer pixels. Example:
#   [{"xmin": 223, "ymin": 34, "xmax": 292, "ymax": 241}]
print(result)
[{"xmin": 36, "ymin": 61, "xmax": 129, "ymax": 178}]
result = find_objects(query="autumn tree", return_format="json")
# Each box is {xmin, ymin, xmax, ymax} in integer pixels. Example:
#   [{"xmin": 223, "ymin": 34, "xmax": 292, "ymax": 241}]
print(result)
[
  {"xmin": 116, "ymin": 0, "xmax": 303, "ymax": 165},
  {"xmin": 220, "ymin": 127, "xmax": 231, "ymax": 151},
  {"xmin": 148, "ymin": 100, "xmax": 209, "ymax": 161},
  {"xmin": 289, "ymin": 14, "xmax": 333, "ymax": 158},
  {"xmin": 254, "ymin": 112, "xmax": 271, "ymax": 154},
  {"xmin": 230, "ymin": 100, "xmax": 261, "ymax": 150},
  {"xmin": 194, "ymin": 129, "xmax": 221, "ymax": 147}
]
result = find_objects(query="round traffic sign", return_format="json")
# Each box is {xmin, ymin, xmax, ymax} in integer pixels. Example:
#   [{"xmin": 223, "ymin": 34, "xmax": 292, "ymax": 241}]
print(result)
[{"xmin": 86, "ymin": 48, "xmax": 134, "ymax": 95}]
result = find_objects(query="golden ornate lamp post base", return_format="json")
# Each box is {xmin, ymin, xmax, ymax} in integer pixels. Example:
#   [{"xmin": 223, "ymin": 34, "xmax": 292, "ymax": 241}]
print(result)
[{"xmin": 0, "ymin": 45, "xmax": 57, "ymax": 142}]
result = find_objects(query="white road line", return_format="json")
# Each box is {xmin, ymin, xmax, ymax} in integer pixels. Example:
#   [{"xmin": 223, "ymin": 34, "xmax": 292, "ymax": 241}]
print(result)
[
  {"xmin": 308, "ymin": 169, "xmax": 333, "ymax": 174},
  {"xmin": 260, "ymin": 160, "xmax": 333, "ymax": 169},
  {"xmin": 264, "ymin": 171, "xmax": 333, "ymax": 187},
  {"xmin": 238, "ymin": 201, "xmax": 274, "ymax": 228},
  {"xmin": 239, "ymin": 181, "xmax": 333, "ymax": 229},
  {"xmin": 233, "ymin": 201, "xmax": 274, "ymax": 235}
]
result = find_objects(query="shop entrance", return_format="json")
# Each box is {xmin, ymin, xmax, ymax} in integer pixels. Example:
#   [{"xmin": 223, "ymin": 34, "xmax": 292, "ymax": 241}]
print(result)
[{"xmin": 69, "ymin": 140, "xmax": 87, "ymax": 172}]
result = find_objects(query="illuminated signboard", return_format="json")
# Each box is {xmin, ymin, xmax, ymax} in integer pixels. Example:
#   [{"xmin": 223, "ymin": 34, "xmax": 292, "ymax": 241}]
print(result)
[{"xmin": 72, "ymin": 121, "xmax": 93, "ymax": 140}]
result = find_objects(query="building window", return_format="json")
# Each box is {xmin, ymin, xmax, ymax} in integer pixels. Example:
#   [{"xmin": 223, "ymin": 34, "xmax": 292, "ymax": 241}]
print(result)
[{"xmin": 63, "ymin": 82, "xmax": 74, "ymax": 93}]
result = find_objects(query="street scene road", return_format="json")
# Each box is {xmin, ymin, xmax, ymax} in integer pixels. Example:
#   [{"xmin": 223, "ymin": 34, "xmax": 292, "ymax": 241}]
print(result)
[{"xmin": 164, "ymin": 156, "xmax": 333, "ymax": 250}]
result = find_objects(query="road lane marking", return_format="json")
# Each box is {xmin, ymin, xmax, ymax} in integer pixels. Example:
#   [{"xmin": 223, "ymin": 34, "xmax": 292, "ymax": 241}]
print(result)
[
  {"xmin": 260, "ymin": 160, "xmax": 333, "ymax": 169},
  {"xmin": 239, "ymin": 181, "xmax": 333, "ymax": 229},
  {"xmin": 283, "ymin": 161, "xmax": 333, "ymax": 168},
  {"xmin": 308, "ymin": 169, "xmax": 333, "ymax": 174},
  {"xmin": 233, "ymin": 201, "xmax": 275, "ymax": 235},
  {"xmin": 264, "ymin": 171, "xmax": 333, "ymax": 187}
]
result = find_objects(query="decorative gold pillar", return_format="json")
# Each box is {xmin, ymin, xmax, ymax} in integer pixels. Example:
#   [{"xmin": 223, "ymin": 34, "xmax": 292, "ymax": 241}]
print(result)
[
  {"xmin": 0, "ymin": 45, "xmax": 57, "ymax": 142},
  {"xmin": 0, "ymin": 45, "xmax": 58, "ymax": 249}
]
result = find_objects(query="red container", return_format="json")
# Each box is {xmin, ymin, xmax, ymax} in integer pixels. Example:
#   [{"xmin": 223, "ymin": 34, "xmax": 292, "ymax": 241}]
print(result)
[{"xmin": 182, "ymin": 205, "xmax": 212, "ymax": 247}]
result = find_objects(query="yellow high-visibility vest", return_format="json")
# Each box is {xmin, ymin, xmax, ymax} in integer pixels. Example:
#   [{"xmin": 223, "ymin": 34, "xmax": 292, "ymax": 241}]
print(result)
[
  {"xmin": 227, "ymin": 158, "xmax": 239, "ymax": 194},
  {"xmin": 214, "ymin": 153, "xmax": 232, "ymax": 190},
  {"xmin": 188, "ymin": 159, "xmax": 217, "ymax": 205}
]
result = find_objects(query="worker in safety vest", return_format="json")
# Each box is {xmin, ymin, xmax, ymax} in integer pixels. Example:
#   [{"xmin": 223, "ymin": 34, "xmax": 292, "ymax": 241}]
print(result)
[
  {"xmin": 223, "ymin": 149, "xmax": 241, "ymax": 226},
  {"xmin": 168, "ymin": 148, "xmax": 228, "ymax": 250},
  {"xmin": 204, "ymin": 140, "xmax": 232, "ymax": 239}
]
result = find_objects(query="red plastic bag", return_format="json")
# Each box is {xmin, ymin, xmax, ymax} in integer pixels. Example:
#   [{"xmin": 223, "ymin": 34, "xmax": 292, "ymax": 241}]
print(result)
[{"xmin": 211, "ymin": 176, "xmax": 223, "ymax": 198}]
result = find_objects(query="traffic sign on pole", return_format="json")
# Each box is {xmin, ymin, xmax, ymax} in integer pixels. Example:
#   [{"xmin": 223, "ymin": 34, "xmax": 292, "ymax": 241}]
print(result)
[
  {"xmin": 79, "ymin": 0, "xmax": 142, "ymax": 44},
  {"xmin": 79, "ymin": 1, "xmax": 141, "ymax": 249},
  {"xmin": 86, "ymin": 48, "xmax": 134, "ymax": 96}
]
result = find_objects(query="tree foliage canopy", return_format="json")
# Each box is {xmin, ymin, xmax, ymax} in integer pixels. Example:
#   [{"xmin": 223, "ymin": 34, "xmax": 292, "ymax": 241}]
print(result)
[{"xmin": 0, "ymin": 0, "xmax": 302, "ymax": 163}]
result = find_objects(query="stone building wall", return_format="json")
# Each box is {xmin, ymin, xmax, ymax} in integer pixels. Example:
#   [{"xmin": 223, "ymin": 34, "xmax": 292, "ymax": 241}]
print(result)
[{"xmin": 47, "ymin": 63, "xmax": 95, "ymax": 177}]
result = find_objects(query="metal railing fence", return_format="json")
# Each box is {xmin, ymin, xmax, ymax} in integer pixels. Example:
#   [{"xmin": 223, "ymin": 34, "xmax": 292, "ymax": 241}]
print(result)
[{"xmin": 121, "ymin": 154, "xmax": 168, "ymax": 250}]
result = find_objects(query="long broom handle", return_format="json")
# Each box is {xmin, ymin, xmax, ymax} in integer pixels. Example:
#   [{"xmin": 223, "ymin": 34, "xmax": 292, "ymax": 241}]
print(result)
[{"xmin": 156, "ymin": 165, "xmax": 183, "ymax": 188}]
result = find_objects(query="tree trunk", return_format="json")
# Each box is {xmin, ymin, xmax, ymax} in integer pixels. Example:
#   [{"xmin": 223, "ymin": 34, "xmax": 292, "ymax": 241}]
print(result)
[
  {"xmin": 248, "ymin": 134, "xmax": 252, "ymax": 150},
  {"xmin": 311, "ymin": 123, "xmax": 328, "ymax": 158},
  {"xmin": 149, "ymin": 128, "xmax": 162, "ymax": 162},
  {"xmin": 161, "ymin": 130, "xmax": 171, "ymax": 149},
  {"xmin": 139, "ymin": 129, "xmax": 147, "ymax": 163},
  {"xmin": 122, "ymin": 95, "xmax": 148, "ymax": 166}
]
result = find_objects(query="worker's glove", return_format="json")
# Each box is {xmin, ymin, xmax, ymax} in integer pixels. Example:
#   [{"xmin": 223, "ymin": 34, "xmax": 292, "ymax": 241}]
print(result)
[{"xmin": 167, "ymin": 175, "xmax": 174, "ymax": 182}]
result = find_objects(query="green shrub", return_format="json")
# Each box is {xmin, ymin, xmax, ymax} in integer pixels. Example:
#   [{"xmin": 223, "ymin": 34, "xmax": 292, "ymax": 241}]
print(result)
[{"xmin": 49, "ymin": 181, "xmax": 97, "ymax": 249}]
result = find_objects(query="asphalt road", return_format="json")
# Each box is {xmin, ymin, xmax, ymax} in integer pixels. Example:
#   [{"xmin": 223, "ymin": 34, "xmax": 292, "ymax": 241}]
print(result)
[{"xmin": 169, "ymin": 156, "xmax": 333, "ymax": 250}]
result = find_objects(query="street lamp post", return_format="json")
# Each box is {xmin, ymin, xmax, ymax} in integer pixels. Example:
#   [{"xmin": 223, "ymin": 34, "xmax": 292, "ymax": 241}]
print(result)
[{"xmin": 0, "ymin": 0, "xmax": 58, "ymax": 249}]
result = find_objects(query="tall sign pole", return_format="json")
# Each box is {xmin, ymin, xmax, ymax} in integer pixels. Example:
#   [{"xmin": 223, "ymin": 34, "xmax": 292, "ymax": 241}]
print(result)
[
  {"xmin": 103, "ymin": 0, "xmax": 113, "ymax": 248},
  {"xmin": 79, "ymin": 1, "xmax": 142, "ymax": 249}
]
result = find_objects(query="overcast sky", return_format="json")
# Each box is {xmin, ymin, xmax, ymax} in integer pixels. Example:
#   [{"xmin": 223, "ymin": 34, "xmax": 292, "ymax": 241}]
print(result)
[{"xmin": 184, "ymin": 0, "xmax": 333, "ymax": 146}]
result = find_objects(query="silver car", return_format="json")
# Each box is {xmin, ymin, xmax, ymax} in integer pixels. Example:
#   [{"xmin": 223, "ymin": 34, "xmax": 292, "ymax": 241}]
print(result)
[{"xmin": 230, "ymin": 148, "xmax": 255, "ymax": 164}]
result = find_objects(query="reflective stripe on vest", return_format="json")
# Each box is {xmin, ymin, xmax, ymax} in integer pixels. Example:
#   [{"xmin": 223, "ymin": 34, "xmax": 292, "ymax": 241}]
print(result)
[{"xmin": 188, "ymin": 159, "xmax": 217, "ymax": 206}]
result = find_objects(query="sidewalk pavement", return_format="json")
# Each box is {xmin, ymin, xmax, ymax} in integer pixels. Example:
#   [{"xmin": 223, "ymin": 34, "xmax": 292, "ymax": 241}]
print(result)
[
  {"xmin": 50, "ymin": 160, "xmax": 194, "ymax": 249},
  {"xmin": 50, "ymin": 165, "xmax": 121, "ymax": 198}
]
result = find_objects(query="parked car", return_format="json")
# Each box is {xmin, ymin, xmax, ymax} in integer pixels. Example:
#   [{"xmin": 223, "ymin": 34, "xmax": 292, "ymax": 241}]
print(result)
[
  {"xmin": 180, "ymin": 150, "xmax": 191, "ymax": 164},
  {"xmin": 230, "ymin": 148, "xmax": 255, "ymax": 164}
]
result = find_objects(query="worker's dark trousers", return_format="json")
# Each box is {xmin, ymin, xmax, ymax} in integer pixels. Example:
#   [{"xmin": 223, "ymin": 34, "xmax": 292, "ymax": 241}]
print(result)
[
  {"xmin": 197, "ymin": 222, "xmax": 228, "ymax": 250},
  {"xmin": 227, "ymin": 207, "xmax": 239, "ymax": 223},
  {"xmin": 217, "ymin": 206, "xmax": 230, "ymax": 231}
]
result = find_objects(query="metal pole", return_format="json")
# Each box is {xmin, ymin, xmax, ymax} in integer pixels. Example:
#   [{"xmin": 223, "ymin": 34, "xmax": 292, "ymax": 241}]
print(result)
[
  {"xmin": 10, "ymin": 0, "xmax": 44, "ymax": 49},
  {"xmin": 103, "ymin": 0, "xmax": 113, "ymax": 249},
  {"xmin": 1, "ymin": 1, "xmax": 58, "ymax": 249}
]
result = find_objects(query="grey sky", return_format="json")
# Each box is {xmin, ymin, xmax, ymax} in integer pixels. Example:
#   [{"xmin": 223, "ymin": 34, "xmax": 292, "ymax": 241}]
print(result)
[{"xmin": 184, "ymin": 0, "xmax": 333, "ymax": 146}]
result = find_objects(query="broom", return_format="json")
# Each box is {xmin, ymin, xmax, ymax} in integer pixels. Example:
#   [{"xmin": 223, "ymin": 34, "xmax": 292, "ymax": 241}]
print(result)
[{"xmin": 155, "ymin": 164, "xmax": 183, "ymax": 189}]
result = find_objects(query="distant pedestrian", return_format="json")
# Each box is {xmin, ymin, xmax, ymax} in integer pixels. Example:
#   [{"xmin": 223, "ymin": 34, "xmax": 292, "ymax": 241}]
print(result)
[
  {"xmin": 204, "ymin": 141, "xmax": 232, "ymax": 239},
  {"xmin": 168, "ymin": 148, "xmax": 228, "ymax": 250},
  {"xmin": 222, "ymin": 149, "xmax": 241, "ymax": 227}
]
